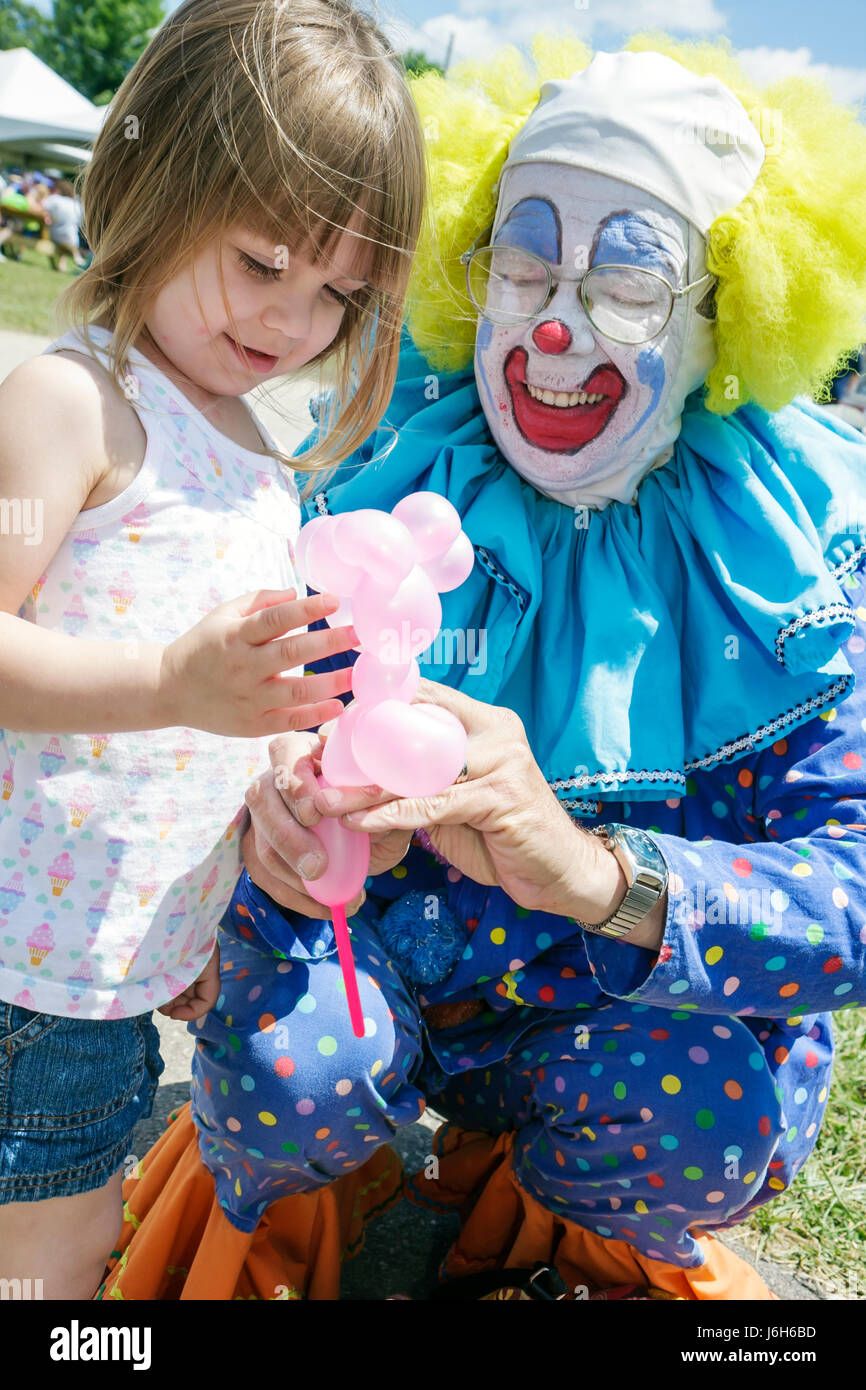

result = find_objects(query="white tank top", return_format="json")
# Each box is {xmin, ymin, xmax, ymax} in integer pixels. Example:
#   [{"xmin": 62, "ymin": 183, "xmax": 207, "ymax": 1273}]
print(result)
[{"xmin": 0, "ymin": 324, "xmax": 302, "ymax": 1019}]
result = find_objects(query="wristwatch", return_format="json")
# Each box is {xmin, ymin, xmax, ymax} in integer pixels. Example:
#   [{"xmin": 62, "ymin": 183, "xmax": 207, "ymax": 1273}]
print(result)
[{"xmin": 577, "ymin": 823, "xmax": 668, "ymax": 939}]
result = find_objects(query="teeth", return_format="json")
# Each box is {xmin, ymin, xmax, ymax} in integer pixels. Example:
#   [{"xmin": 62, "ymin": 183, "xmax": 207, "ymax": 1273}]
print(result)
[{"xmin": 526, "ymin": 384, "xmax": 606, "ymax": 407}]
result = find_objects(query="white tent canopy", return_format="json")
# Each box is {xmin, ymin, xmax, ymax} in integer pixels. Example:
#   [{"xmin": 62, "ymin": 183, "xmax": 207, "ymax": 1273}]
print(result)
[
  {"xmin": 0, "ymin": 47, "xmax": 106, "ymax": 153},
  {"xmin": 35, "ymin": 141, "xmax": 93, "ymax": 164}
]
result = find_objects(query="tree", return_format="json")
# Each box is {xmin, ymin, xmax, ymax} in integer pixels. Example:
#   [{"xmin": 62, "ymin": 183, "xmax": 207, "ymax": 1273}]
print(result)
[
  {"xmin": 47, "ymin": 0, "xmax": 165, "ymax": 105},
  {"xmin": 0, "ymin": 0, "xmax": 49, "ymax": 54},
  {"xmin": 401, "ymin": 49, "xmax": 444, "ymax": 78}
]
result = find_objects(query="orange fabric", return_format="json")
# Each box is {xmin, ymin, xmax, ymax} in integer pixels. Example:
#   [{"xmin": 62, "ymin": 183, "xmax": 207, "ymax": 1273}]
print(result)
[
  {"xmin": 406, "ymin": 1125, "xmax": 777, "ymax": 1301},
  {"xmin": 98, "ymin": 1103, "xmax": 403, "ymax": 1301}
]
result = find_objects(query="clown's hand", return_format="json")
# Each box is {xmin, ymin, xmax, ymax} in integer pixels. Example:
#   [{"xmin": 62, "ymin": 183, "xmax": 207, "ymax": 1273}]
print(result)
[
  {"xmin": 241, "ymin": 730, "xmax": 412, "ymax": 916},
  {"xmin": 314, "ymin": 678, "xmax": 626, "ymax": 925}
]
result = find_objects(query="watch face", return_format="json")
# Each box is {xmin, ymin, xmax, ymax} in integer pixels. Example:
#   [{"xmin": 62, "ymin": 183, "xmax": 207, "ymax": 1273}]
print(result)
[{"xmin": 619, "ymin": 827, "xmax": 667, "ymax": 874}]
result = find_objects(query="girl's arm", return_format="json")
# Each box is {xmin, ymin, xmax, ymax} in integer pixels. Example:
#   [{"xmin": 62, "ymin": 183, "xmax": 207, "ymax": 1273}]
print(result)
[{"xmin": 0, "ymin": 354, "xmax": 356, "ymax": 736}]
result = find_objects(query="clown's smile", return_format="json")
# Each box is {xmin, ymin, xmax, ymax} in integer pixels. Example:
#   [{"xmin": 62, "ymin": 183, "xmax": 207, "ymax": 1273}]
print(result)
[{"xmin": 505, "ymin": 347, "xmax": 625, "ymax": 452}]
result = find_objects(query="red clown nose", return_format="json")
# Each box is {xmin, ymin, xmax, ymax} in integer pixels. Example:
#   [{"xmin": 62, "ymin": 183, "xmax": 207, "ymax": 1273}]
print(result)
[{"xmin": 532, "ymin": 319, "xmax": 572, "ymax": 354}]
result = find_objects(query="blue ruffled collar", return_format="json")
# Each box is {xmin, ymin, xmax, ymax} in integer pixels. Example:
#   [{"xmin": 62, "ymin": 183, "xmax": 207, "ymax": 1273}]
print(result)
[{"xmin": 300, "ymin": 337, "xmax": 866, "ymax": 813}]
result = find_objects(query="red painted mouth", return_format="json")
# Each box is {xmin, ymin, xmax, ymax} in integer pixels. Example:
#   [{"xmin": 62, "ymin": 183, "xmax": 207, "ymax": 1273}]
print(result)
[
  {"xmin": 505, "ymin": 348, "xmax": 625, "ymax": 452},
  {"xmin": 224, "ymin": 333, "xmax": 279, "ymax": 374}
]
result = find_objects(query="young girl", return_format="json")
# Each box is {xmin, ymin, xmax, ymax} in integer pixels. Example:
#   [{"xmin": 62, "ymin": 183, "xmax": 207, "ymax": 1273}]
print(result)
[{"xmin": 0, "ymin": 0, "xmax": 425, "ymax": 1299}]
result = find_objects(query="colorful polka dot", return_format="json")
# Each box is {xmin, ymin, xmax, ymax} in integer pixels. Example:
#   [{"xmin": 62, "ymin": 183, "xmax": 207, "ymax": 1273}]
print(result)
[{"xmin": 190, "ymin": 664, "xmax": 866, "ymax": 1265}]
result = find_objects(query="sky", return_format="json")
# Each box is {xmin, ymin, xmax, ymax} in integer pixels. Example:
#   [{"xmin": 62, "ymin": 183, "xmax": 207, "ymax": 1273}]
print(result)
[
  {"xmin": 378, "ymin": 0, "xmax": 866, "ymax": 107},
  {"xmin": 37, "ymin": 0, "xmax": 859, "ymax": 111}
]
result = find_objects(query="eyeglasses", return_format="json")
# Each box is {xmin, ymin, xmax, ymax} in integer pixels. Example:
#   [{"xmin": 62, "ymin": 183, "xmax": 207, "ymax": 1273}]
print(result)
[{"xmin": 460, "ymin": 229, "xmax": 714, "ymax": 346}]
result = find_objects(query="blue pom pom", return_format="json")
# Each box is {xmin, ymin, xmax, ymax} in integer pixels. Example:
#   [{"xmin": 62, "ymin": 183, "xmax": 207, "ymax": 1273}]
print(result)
[{"xmin": 378, "ymin": 890, "xmax": 468, "ymax": 985}]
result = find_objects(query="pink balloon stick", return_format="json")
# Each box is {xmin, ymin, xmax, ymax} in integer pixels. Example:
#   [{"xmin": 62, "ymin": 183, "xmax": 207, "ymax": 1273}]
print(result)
[{"xmin": 330, "ymin": 901, "xmax": 365, "ymax": 1039}]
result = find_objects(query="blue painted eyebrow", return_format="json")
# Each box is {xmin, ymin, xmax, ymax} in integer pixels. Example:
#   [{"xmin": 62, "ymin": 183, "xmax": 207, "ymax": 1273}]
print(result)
[
  {"xmin": 592, "ymin": 212, "xmax": 681, "ymax": 280},
  {"xmin": 494, "ymin": 198, "xmax": 560, "ymax": 264}
]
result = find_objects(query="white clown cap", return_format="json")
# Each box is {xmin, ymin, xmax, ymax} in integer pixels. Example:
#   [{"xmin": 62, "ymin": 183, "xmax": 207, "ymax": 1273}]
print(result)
[{"xmin": 501, "ymin": 50, "xmax": 765, "ymax": 234}]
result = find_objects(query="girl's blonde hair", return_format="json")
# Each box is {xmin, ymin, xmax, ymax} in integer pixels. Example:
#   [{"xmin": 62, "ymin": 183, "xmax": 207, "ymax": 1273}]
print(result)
[
  {"xmin": 407, "ymin": 32, "xmax": 866, "ymax": 416},
  {"xmin": 57, "ymin": 0, "xmax": 426, "ymax": 471}
]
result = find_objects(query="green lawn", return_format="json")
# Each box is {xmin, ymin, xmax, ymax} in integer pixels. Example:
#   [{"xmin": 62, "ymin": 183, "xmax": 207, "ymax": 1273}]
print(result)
[
  {"xmin": 0, "ymin": 247, "xmax": 863, "ymax": 1301},
  {"xmin": 0, "ymin": 239, "xmax": 82, "ymax": 336},
  {"xmin": 736, "ymin": 1006, "xmax": 866, "ymax": 1298}
]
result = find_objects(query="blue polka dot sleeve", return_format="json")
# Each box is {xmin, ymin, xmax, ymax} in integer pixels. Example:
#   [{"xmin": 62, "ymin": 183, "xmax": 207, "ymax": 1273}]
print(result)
[{"xmin": 583, "ymin": 574, "xmax": 866, "ymax": 1017}]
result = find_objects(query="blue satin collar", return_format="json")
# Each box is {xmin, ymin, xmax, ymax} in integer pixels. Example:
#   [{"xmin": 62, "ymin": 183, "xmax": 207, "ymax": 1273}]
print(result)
[{"xmin": 299, "ymin": 337, "xmax": 866, "ymax": 813}]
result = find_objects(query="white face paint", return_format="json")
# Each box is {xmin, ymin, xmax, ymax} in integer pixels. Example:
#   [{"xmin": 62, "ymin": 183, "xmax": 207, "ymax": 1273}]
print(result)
[{"xmin": 474, "ymin": 164, "xmax": 693, "ymax": 497}]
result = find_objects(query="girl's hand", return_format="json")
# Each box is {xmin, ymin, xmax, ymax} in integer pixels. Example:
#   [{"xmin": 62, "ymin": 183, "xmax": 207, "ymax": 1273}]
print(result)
[
  {"xmin": 319, "ymin": 679, "xmax": 629, "ymax": 925},
  {"xmin": 157, "ymin": 940, "xmax": 221, "ymax": 1021},
  {"xmin": 159, "ymin": 589, "xmax": 357, "ymax": 737},
  {"xmin": 240, "ymin": 730, "xmax": 412, "ymax": 917}
]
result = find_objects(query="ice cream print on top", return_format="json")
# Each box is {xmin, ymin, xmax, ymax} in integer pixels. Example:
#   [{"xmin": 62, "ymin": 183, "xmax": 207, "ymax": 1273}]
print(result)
[{"xmin": 0, "ymin": 325, "xmax": 301, "ymax": 1019}]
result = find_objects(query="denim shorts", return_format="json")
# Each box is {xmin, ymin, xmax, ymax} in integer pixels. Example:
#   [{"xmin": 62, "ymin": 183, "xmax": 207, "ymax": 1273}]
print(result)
[{"xmin": 0, "ymin": 1003, "xmax": 164, "ymax": 1204}]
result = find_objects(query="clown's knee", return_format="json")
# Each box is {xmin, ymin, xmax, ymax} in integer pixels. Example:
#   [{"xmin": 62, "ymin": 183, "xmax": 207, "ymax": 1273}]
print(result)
[
  {"xmin": 192, "ymin": 947, "xmax": 425, "ymax": 1159},
  {"xmin": 517, "ymin": 1059, "xmax": 783, "ymax": 1229}
]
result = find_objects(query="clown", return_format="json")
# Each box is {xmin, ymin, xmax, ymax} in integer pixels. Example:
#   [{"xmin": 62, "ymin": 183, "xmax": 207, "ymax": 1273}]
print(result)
[{"xmin": 101, "ymin": 37, "xmax": 866, "ymax": 1301}]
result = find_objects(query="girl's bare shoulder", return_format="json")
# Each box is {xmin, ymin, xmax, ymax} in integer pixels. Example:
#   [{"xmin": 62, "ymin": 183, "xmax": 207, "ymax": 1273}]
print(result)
[{"xmin": 12, "ymin": 345, "xmax": 149, "ymax": 509}]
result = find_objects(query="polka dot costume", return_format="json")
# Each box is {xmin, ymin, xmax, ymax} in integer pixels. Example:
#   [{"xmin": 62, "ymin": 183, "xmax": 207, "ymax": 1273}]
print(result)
[
  {"xmin": 190, "ymin": 877, "xmax": 425, "ymax": 1233},
  {"xmin": 188, "ymin": 562, "xmax": 866, "ymax": 1263}
]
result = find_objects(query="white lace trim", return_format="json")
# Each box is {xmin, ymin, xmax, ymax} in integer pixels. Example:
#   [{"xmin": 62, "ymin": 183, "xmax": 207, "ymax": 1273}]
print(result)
[
  {"xmin": 551, "ymin": 671, "xmax": 853, "ymax": 794},
  {"xmin": 561, "ymin": 797, "xmax": 606, "ymax": 815},
  {"xmin": 832, "ymin": 541, "xmax": 866, "ymax": 580},
  {"xmin": 775, "ymin": 601, "xmax": 855, "ymax": 665}
]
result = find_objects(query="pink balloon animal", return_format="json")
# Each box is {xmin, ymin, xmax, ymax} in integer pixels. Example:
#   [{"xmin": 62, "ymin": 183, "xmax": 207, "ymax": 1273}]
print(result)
[{"xmin": 294, "ymin": 493, "xmax": 474, "ymax": 1036}]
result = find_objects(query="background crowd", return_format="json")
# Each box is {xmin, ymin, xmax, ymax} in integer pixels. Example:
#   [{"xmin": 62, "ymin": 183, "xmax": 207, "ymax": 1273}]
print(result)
[{"xmin": 0, "ymin": 165, "xmax": 88, "ymax": 273}]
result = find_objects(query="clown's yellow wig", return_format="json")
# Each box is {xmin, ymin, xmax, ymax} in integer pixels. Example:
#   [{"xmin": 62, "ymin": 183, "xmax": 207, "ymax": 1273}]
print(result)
[{"xmin": 407, "ymin": 33, "xmax": 866, "ymax": 415}]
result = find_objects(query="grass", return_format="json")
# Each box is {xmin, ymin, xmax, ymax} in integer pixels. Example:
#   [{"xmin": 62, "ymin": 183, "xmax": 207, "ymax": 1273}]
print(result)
[
  {"xmin": 734, "ymin": 1006, "xmax": 866, "ymax": 1299},
  {"xmin": 0, "ymin": 249, "xmax": 863, "ymax": 1301},
  {"xmin": 0, "ymin": 238, "xmax": 83, "ymax": 337}
]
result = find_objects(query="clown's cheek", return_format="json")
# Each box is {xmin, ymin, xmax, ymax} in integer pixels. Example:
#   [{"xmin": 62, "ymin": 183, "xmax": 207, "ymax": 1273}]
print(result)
[{"xmin": 615, "ymin": 347, "xmax": 667, "ymax": 448}]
